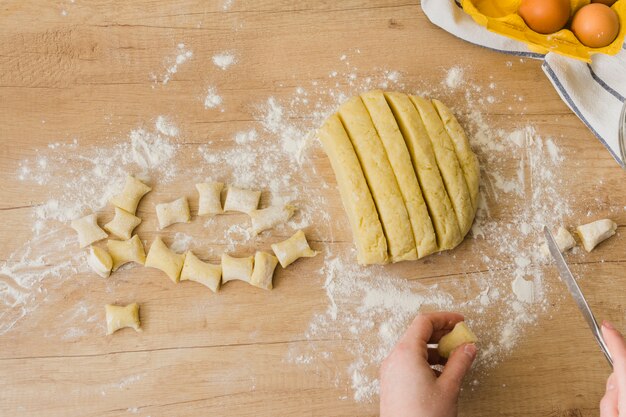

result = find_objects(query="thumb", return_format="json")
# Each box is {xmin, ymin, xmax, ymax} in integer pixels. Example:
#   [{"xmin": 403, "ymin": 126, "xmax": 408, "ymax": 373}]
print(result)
[{"xmin": 438, "ymin": 343, "xmax": 477, "ymax": 394}]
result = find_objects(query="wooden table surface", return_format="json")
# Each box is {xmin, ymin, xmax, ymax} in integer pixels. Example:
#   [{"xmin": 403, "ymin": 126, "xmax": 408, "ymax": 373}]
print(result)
[{"xmin": 1, "ymin": 1, "xmax": 625, "ymax": 416}]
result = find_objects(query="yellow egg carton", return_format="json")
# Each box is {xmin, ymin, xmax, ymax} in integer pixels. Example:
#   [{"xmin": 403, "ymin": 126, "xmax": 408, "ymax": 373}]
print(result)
[{"xmin": 461, "ymin": 0, "xmax": 626, "ymax": 62}]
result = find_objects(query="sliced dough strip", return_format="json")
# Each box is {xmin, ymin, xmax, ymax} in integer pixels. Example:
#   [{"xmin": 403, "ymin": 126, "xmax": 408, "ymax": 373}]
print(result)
[
  {"xmin": 361, "ymin": 90, "xmax": 438, "ymax": 259},
  {"xmin": 338, "ymin": 96, "xmax": 417, "ymax": 262},
  {"xmin": 411, "ymin": 95, "xmax": 474, "ymax": 236},
  {"xmin": 432, "ymin": 99, "xmax": 480, "ymax": 213},
  {"xmin": 385, "ymin": 92, "xmax": 462, "ymax": 251},
  {"xmin": 317, "ymin": 114, "xmax": 388, "ymax": 265}
]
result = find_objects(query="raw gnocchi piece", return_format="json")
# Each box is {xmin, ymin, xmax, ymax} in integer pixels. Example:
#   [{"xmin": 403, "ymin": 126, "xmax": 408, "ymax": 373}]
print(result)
[
  {"xmin": 576, "ymin": 219, "xmax": 617, "ymax": 252},
  {"xmin": 250, "ymin": 251, "xmax": 279, "ymax": 290},
  {"xmin": 105, "ymin": 303, "xmax": 141, "ymax": 335},
  {"xmin": 540, "ymin": 226, "xmax": 576, "ymax": 258},
  {"xmin": 88, "ymin": 246, "xmax": 113, "ymax": 278},
  {"xmin": 221, "ymin": 253, "xmax": 254, "ymax": 284},
  {"xmin": 145, "ymin": 237, "xmax": 185, "ymax": 283},
  {"xmin": 437, "ymin": 322, "xmax": 478, "ymax": 358},
  {"xmin": 71, "ymin": 213, "xmax": 108, "ymax": 248},
  {"xmin": 156, "ymin": 197, "xmax": 191, "ymax": 230},
  {"xmin": 180, "ymin": 251, "xmax": 222, "ymax": 292},
  {"xmin": 223, "ymin": 186, "xmax": 261, "ymax": 214},
  {"xmin": 104, "ymin": 207, "xmax": 142, "ymax": 240},
  {"xmin": 107, "ymin": 235, "xmax": 146, "ymax": 271},
  {"xmin": 249, "ymin": 205, "xmax": 296, "ymax": 235},
  {"xmin": 271, "ymin": 230, "xmax": 318, "ymax": 268},
  {"xmin": 196, "ymin": 182, "xmax": 224, "ymax": 216},
  {"xmin": 110, "ymin": 176, "xmax": 151, "ymax": 215}
]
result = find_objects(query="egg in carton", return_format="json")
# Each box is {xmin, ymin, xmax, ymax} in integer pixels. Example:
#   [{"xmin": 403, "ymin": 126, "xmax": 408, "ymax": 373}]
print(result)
[{"xmin": 461, "ymin": 0, "xmax": 626, "ymax": 62}]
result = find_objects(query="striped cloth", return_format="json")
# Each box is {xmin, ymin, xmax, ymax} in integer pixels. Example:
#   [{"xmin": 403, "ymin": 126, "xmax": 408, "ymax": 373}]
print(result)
[{"xmin": 422, "ymin": 0, "xmax": 626, "ymax": 168}]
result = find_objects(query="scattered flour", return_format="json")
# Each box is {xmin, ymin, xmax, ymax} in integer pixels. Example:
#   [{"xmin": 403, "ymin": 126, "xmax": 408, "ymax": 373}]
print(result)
[
  {"xmin": 212, "ymin": 52, "xmax": 236, "ymax": 70},
  {"xmin": 153, "ymin": 43, "xmax": 193, "ymax": 85},
  {"xmin": 444, "ymin": 66, "xmax": 465, "ymax": 89},
  {"xmin": 204, "ymin": 86, "xmax": 223, "ymax": 109}
]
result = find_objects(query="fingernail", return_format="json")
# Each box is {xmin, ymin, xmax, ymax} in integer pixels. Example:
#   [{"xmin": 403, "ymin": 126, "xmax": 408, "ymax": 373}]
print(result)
[
  {"xmin": 602, "ymin": 320, "xmax": 615, "ymax": 330},
  {"xmin": 464, "ymin": 343, "xmax": 477, "ymax": 359}
]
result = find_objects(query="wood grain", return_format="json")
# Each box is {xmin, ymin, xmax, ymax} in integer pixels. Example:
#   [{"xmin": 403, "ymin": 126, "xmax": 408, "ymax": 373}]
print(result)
[{"xmin": 1, "ymin": 1, "xmax": 625, "ymax": 416}]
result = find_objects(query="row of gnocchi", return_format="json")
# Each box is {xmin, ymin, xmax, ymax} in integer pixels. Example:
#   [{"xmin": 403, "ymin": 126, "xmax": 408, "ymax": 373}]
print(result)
[{"xmin": 103, "ymin": 230, "xmax": 317, "ymax": 334}]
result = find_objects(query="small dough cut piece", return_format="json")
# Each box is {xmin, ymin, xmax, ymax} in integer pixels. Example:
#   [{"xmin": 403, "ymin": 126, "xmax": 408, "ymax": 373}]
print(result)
[
  {"xmin": 180, "ymin": 251, "xmax": 222, "ymax": 292},
  {"xmin": 221, "ymin": 253, "xmax": 254, "ymax": 284},
  {"xmin": 318, "ymin": 114, "xmax": 388, "ymax": 265},
  {"xmin": 339, "ymin": 96, "xmax": 417, "ymax": 262},
  {"xmin": 156, "ymin": 197, "xmax": 191, "ymax": 230},
  {"xmin": 361, "ymin": 90, "xmax": 438, "ymax": 259},
  {"xmin": 540, "ymin": 226, "xmax": 576, "ymax": 257},
  {"xmin": 105, "ymin": 303, "xmax": 141, "ymax": 335},
  {"xmin": 250, "ymin": 251, "xmax": 279, "ymax": 290},
  {"xmin": 196, "ymin": 182, "xmax": 224, "ymax": 216},
  {"xmin": 110, "ymin": 176, "xmax": 151, "ymax": 215},
  {"xmin": 271, "ymin": 230, "xmax": 318, "ymax": 268},
  {"xmin": 145, "ymin": 237, "xmax": 185, "ymax": 283},
  {"xmin": 223, "ymin": 187, "xmax": 261, "ymax": 214},
  {"xmin": 411, "ymin": 95, "xmax": 474, "ymax": 236},
  {"xmin": 249, "ymin": 205, "xmax": 296, "ymax": 235},
  {"xmin": 432, "ymin": 99, "xmax": 480, "ymax": 212},
  {"xmin": 104, "ymin": 207, "xmax": 142, "ymax": 240},
  {"xmin": 576, "ymin": 219, "xmax": 617, "ymax": 252},
  {"xmin": 71, "ymin": 213, "xmax": 108, "ymax": 248},
  {"xmin": 437, "ymin": 322, "xmax": 478, "ymax": 358},
  {"xmin": 88, "ymin": 246, "xmax": 113, "ymax": 278},
  {"xmin": 385, "ymin": 92, "xmax": 462, "ymax": 251},
  {"xmin": 107, "ymin": 235, "xmax": 146, "ymax": 271}
]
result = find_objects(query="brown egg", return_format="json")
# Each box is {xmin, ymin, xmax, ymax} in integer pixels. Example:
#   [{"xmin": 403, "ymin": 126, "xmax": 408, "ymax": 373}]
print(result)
[
  {"xmin": 572, "ymin": 3, "xmax": 620, "ymax": 48},
  {"xmin": 518, "ymin": 0, "xmax": 571, "ymax": 34},
  {"xmin": 591, "ymin": 0, "xmax": 617, "ymax": 6}
]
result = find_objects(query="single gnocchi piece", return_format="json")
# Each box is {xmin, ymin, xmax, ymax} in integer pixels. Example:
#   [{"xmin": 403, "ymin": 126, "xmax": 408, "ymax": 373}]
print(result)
[
  {"xmin": 180, "ymin": 251, "xmax": 222, "ymax": 292},
  {"xmin": 156, "ymin": 197, "xmax": 191, "ymax": 230},
  {"xmin": 196, "ymin": 182, "xmax": 224, "ymax": 216},
  {"xmin": 105, "ymin": 303, "xmax": 141, "ymax": 335},
  {"xmin": 71, "ymin": 213, "xmax": 108, "ymax": 248},
  {"xmin": 250, "ymin": 251, "xmax": 279, "ymax": 290},
  {"xmin": 221, "ymin": 253, "xmax": 254, "ymax": 284},
  {"xmin": 110, "ymin": 176, "xmax": 151, "ymax": 215},
  {"xmin": 145, "ymin": 237, "xmax": 185, "ymax": 283},
  {"xmin": 104, "ymin": 207, "xmax": 142, "ymax": 240},
  {"xmin": 223, "ymin": 186, "xmax": 261, "ymax": 214},
  {"xmin": 540, "ymin": 226, "xmax": 576, "ymax": 258},
  {"xmin": 107, "ymin": 235, "xmax": 146, "ymax": 271},
  {"xmin": 88, "ymin": 246, "xmax": 113, "ymax": 278},
  {"xmin": 271, "ymin": 230, "xmax": 318, "ymax": 268},
  {"xmin": 437, "ymin": 322, "xmax": 478, "ymax": 358},
  {"xmin": 576, "ymin": 219, "xmax": 617, "ymax": 252},
  {"xmin": 249, "ymin": 205, "xmax": 296, "ymax": 235}
]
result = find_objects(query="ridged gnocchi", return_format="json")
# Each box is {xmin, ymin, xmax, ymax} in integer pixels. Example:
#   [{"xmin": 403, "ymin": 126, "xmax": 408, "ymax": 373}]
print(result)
[
  {"xmin": 156, "ymin": 197, "xmax": 191, "ymax": 229},
  {"xmin": 180, "ymin": 251, "xmax": 222, "ymax": 292},
  {"xmin": 271, "ymin": 230, "xmax": 318, "ymax": 268},
  {"xmin": 107, "ymin": 235, "xmax": 146, "ymax": 271},
  {"xmin": 71, "ymin": 213, "xmax": 108, "ymax": 248},
  {"xmin": 250, "ymin": 251, "xmax": 279, "ymax": 290},
  {"xmin": 105, "ymin": 303, "xmax": 141, "ymax": 335},
  {"xmin": 221, "ymin": 253, "xmax": 254, "ymax": 284},
  {"xmin": 223, "ymin": 186, "xmax": 261, "ymax": 214},
  {"xmin": 110, "ymin": 176, "xmax": 151, "ymax": 215},
  {"xmin": 104, "ymin": 207, "xmax": 142, "ymax": 240},
  {"xmin": 196, "ymin": 182, "xmax": 224, "ymax": 216},
  {"xmin": 249, "ymin": 205, "xmax": 296, "ymax": 235}
]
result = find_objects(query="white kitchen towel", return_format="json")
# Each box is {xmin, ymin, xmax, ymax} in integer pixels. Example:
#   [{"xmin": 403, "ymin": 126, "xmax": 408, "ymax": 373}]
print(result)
[{"xmin": 421, "ymin": 0, "xmax": 626, "ymax": 168}]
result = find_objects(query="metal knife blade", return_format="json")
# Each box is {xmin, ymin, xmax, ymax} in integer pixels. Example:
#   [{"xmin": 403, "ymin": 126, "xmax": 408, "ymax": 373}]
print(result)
[{"xmin": 543, "ymin": 226, "xmax": 613, "ymax": 368}]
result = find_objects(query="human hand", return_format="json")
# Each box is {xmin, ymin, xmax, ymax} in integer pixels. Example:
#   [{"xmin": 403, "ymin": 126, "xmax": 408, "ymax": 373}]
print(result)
[
  {"xmin": 600, "ymin": 321, "xmax": 626, "ymax": 417},
  {"xmin": 379, "ymin": 312, "xmax": 477, "ymax": 417}
]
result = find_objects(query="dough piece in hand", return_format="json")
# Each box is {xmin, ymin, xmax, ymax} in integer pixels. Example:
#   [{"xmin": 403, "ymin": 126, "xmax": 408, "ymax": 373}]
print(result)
[
  {"xmin": 361, "ymin": 90, "xmax": 438, "ymax": 259},
  {"xmin": 145, "ymin": 237, "xmax": 185, "ymax": 283},
  {"xmin": 271, "ymin": 230, "xmax": 318, "ymax": 268},
  {"xmin": 156, "ymin": 197, "xmax": 191, "ymax": 230},
  {"xmin": 250, "ymin": 251, "xmax": 279, "ymax": 290},
  {"xmin": 576, "ymin": 219, "xmax": 617, "ymax": 252},
  {"xmin": 221, "ymin": 253, "xmax": 254, "ymax": 284},
  {"xmin": 110, "ymin": 176, "xmax": 151, "ymax": 215},
  {"xmin": 223, "ymin": 187, "xmax": 261, "ymax": 214},
  {"xmin": 88, "ymin": 246, "xmax": 113, "ymax": 278},
  {"xmin": 540, "ymin": 226, "xmax": 576, "ymax": 257},
  {"xmin": 180, "ymin": 251, "xmax": 221, "ymax": 292},
  {"xmin": 105, "ymin": 303, "xmax": 141, "ymax": 335},
  {"xmin": 339, "ymin": 96, "xmax": 417, "ymax": 262},
  {"xmin": 318, "ymin": 113, "xmax": 388, "ymax": 265},
  {"xmin": 196, "ymin": 182, "xmax": 224, "ymax": 216},
  {"xmin": 249, "ymin": 205, "xmax": 296, "ymax": 235},
  {"xmin": 107, "ymin": 235, "xmax": 146, "ymax": 271},
  {"xmin": 437, "ymin": 322, "xmax": 478, "ymax": 359},
  {"xmin": 104, "ymin": 207, "xmax": 142, "ymax": 240},
  {"xmin": 411, "ymin": 95, "xmax": 474, "ymax": 236},
  {"xmin": 71, "ymin": 213, "xmax": 108, "ymax": 248}
]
